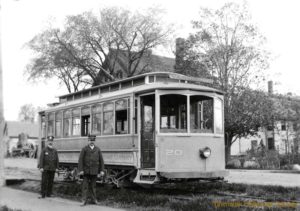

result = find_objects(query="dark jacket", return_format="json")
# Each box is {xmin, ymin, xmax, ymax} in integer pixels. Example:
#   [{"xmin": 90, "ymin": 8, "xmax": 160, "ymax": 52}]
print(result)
[
  {"xmin": 78, "ymin": 145, "xmax": 105, "ymax": 175},
  {"xmin": 39, "ymin": 146, "xmax": 59, "ymax": 171}
]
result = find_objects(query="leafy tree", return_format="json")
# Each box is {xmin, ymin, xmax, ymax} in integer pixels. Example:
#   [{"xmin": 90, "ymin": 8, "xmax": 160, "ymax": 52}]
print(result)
[
  {"xmin": 26, "ymin": 7, "xmax": 174, "ymax": 92},
  {"xmin": 175, "ymin": 2, "xmax": 271, "ymax": 161},
  {"xmin": 18, "ymin": 104, "xmax": 36, "ymax": 123}
]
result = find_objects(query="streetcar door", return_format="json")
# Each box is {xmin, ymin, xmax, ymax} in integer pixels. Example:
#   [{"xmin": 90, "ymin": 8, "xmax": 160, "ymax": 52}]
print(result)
[{"xmin": 140, "ymin": 94, "xmax": 155, "ymax": 168}]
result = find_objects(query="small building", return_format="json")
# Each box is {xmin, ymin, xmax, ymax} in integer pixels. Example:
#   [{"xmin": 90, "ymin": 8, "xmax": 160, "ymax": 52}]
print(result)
[{"xmin": 3, "ymin": 121, "xmax": 38, "ymax": 157}]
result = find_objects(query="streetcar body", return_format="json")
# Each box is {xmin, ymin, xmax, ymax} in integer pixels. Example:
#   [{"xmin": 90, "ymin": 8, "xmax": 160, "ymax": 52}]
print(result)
[{"xmin": 38, "ymin": 72, "xmax": 227, "ymax": 185}]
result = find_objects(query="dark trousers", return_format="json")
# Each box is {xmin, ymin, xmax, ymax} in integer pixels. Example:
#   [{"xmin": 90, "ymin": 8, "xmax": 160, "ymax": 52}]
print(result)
[
  {"xmin": 41, "ymin": 170, "xmax": 55, "ymax": 197},
  {"xmin": 82, "ymin": 174, "xmax": 97, "ymax": 202}
]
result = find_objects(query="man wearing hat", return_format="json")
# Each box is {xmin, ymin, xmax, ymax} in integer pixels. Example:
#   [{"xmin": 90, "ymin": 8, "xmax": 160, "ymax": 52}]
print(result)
[
  {"xmin": 38, "ymin": 135, "xmax": 59, "ymax": 198},
  {"xmin": 78, "ymin": 134, "xmax": 104, "ymax": 206}
]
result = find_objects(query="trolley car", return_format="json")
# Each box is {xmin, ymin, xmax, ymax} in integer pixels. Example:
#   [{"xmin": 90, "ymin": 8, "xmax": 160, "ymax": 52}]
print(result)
[{"xmin": 38, "ymin": 72, "xmax": 228, "ymax": 186}]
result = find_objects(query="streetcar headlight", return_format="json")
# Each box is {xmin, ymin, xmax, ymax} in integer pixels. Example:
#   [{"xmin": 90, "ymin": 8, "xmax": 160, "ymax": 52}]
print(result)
[{"xmin": 200, "ymin": 147, "xmax": 211, "ymax": 158}]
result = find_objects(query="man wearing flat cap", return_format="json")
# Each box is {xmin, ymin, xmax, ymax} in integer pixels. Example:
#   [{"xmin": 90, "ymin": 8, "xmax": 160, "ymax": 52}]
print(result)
[
  {"xmin": 78, "ymin": 134, "xmax": 104, "ymax": 206},
  {"xmin": 38, "ymin": 136, "xmax": 59, "ymax": 198}
]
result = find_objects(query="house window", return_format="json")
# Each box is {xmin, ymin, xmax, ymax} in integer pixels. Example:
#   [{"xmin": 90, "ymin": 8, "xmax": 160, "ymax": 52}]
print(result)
[
  {"xmin": 47, "ymin": 113, "xmax": 54, "ymax": 137},
  {"xmin": 251, "ymin": 140, "xmax": 258, "ymax": 150},
  {"xmin": 268, "ymin": 138, "xmax": 275, "ymax": 150},
  {"xmin": 267, "ymin": 125, "xmax": 274, "ymax": 131},
  {"xmin": 72, "ymin": 108, "xmax": 80, "ymax": 136},
  {"xmin": 115, "ymin": 99, "xmax": 129, "ymax": 134},
  {"xmin": 281, "ymin": 122, "xmax": 286, "ymax": 131},
  {"xmin": 91, "ymin": 104, "xmax": 102, "ymax": 135},
  {"xmin": 103, "ymin": 102, "xmax": 114, "ymax": 135},
  {"xmin": 160, "ymin": 94, "xmax": 187, "ymax": 133},
  {"xmin": 293, "ymin": 123, "xmax": 298, "ymax": 131},
  {"xmin": 55, "ymin": 112, "xmax": 62, "ymax": 138},
  {"xmin": 190, "ymin": 95, "xmax": 213, "ymax": 133},
  {"xmin": 63, "ymin": 110, "xmax": 72, "ymax": 137}
]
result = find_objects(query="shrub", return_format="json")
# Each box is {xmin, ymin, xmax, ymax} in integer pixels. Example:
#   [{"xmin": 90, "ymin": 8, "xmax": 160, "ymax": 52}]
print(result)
[
  {"xmin": 243, "ymin": 160, "xmax": 260, "ymax": 169},
  {"xmin": 292, "ymin": 164, "xmax": 300, "ymax": 171},
  {"xmin": 226, "ymin": 159, "xmax": 242, "ymax": 168}
]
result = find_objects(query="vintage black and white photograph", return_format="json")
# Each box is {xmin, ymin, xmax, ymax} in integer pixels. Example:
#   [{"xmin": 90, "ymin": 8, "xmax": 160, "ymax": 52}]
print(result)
[{"xmin": 0, "ymin": 0, "xmax": 299, "ymax": 210}]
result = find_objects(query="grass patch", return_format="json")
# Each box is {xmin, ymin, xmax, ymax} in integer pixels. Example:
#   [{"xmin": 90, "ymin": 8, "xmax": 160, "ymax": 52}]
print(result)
[{"xmin": 8, "ymin": 180, "xmax": 300, "ymax": 210}]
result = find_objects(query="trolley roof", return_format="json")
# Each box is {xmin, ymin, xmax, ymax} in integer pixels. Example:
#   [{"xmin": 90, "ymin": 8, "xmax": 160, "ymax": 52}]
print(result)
[{"xmin": 46, "ymin": 72, "xmax": 222, "ymax": 110}]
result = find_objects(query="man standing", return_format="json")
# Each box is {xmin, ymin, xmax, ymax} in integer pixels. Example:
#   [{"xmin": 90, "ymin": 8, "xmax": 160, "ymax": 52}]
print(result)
[
  {"xmin": 38, "ymin": 136, "xmax": 59, "ymax": 198},
  {"xmin": 78, "ymin": 134, "xmax": 104, "ymax": 206}
]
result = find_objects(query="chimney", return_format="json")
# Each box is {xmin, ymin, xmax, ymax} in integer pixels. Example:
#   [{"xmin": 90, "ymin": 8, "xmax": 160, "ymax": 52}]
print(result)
[
  {"xmin": 174, "ymin": 37, "xmax": 185, "ymax": 71},
  {"xmin": 268, "ymin": 81, "xmax": 273, "ymax": 95}
]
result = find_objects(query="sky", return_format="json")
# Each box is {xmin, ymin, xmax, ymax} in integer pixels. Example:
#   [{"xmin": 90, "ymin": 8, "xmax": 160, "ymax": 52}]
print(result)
[{"xmin": 1, "ymin": 0, "xmax": 300, "ymax": 121}]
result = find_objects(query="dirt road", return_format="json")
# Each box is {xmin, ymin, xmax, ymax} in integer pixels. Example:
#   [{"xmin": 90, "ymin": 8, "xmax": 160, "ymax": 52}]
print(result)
[
  {"xmin": 227, "ymin": 169, "xmax": 300, "ymax": 187},
  {"xmin": 0, "ymin": 186, "xmax": 123, "ymax": 211},
  {"xmin": 4, "ymin": 158, "xmax": 40, "ymax": 180}
]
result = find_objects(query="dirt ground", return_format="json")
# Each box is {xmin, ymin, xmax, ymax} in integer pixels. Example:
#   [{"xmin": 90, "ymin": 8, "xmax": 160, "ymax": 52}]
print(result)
[
  {"xmin": 227, "ymin": 169, "xmax": 300, "ymax": 187},
  {"xmin": 0, "ymin": 186, "xmax": 123, "ymax": 211},
  {"xmin": 4, "ymin": 157, "xmax": 40, "ymax": 180},
  {"xmin": 4, "ymin": 157, "xmax": 38, "ymax": 169}
]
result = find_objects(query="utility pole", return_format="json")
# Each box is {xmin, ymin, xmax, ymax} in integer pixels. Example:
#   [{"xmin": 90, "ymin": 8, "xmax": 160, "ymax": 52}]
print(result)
[{"xmin": 0, "ymin": 0, "xmax": 5, "ymax": 187}]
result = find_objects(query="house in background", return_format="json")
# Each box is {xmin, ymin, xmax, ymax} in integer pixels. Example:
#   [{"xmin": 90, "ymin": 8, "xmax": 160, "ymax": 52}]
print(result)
[
  {"xmin": 94, "ymin": 48, "xmax": 175, "ymax": 85},
  {"xmin": 3, "ymin": 121, "xmax": 38, "ymax": 157},
  {"xmin": 231, "ymin": 82, "xmax": 300, "ymax": 156},
  {"xmin": 231, "ymin": 121, "xmax": 298, "ymax": 156}
]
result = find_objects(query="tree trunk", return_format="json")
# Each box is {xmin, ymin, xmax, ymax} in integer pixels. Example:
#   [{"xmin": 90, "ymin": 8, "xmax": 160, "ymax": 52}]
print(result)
[
  {"xmin": 225, "ymin": 133, "xmax": 233, "ymax": 164},
  {"xmin": 225, "ymin": 145, "xmax": 231, "ymax": 164}
]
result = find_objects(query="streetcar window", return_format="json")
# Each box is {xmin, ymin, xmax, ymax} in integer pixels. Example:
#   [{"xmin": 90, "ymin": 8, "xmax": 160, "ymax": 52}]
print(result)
[
  {"xmin": 47, "ymin": 113, "xmax": 54, "ymax": 137},
  {"xmin": 72, "ymin": 108, "xmax": 81, "ymax": 136},
  {"xmin": 134, "ymin": 99, "xmax": 138, "ymax": 134},
  {"xmin": 82, "ymin": 91, "xmax": 90, "ymax": 98},
  {"xmin": 115, "ymin": 99, "xmax": 129, "ymax": 134},
  {"xmin": 81, "ymin": 106, "xmax": 91, "ymax": 136},
  {"xmin": 67, "ymin": 95, "xmax": 73, "ymax": 101},
  {"xmin": 81, "ymin": 115, "xmax": 90, "ymax": 136},
  {"xmin": 190, "ymin": 96, "xmax": 213, "ymax": 133},
  {"xmin": 100, "ymin": 86, "xmax": 109, "ymax": 93},
  {"xmin": 74, "ymin": 93, "xmax": 81, "ymax": 100},
  {"xmin": 121, "ymin": 80, "xmax": 132, "ymax": 89},
  {"xmin": 63, "ymin": 110, "xmax": 72, "ymax": 137},
  {"xmin": 91, "ymin": 104, "xmax": 101, "ymax": 135},
  {"xmin": 110, "ymin": 84, "xmax": 119, "ymax": 91},
  {"xmin": 55, "ymin": 112, "xmax": 62, "ymax": 138},
  {"xmin": 103, "ymin": 102, "xmax": 114, "ymax": 135},
  {"xmin": 91, "ymin": 88, "xmax": 99, "ymax": 96},
  {"xmin": 214, "ymin": 98, "xmax": 223, "ymax": 134},
  {"xmin": 133, "ymin": 77, "xmax": 145, "ymax": 86},
  {"xmin": 160, "ymin": 94, "xmax": 187, "ymax": 133},
  {"xmin": 149, "ymin": 76, "xmax": 155, "ymax": 83}
]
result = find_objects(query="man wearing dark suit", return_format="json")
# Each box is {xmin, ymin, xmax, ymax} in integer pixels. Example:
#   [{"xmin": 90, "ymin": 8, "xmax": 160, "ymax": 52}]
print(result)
[
  {"xmin": 38, "ymin": 136, "xmax": 59, "ymax": 198},
  {"xmin": 78, "ymin": 134, "xmax": 105, "ymax": 206}
]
